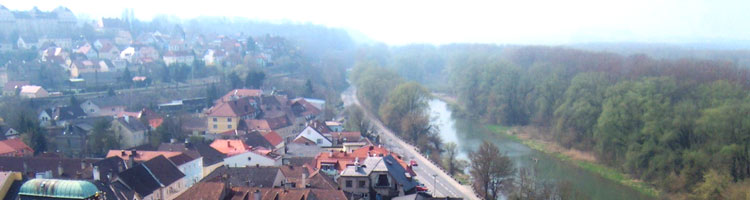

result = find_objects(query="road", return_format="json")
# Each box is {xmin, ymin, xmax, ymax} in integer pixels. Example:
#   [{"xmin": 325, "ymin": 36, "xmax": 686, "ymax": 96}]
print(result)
[{"xmin": 342, "ymin": 86, "xmax": 479, "ymax": 200}]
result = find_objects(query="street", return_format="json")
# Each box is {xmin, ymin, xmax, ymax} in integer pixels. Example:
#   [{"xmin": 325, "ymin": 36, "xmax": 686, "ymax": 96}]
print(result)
[{"xmin": 342, "ymin": 86, "xmax": 479, "ymax": 200}]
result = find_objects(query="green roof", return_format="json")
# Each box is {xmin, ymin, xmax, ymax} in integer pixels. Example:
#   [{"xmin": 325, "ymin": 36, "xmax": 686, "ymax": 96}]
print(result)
[{"xmin": 19, "ymin": 178, "xmax": 100, "ymax": 199}]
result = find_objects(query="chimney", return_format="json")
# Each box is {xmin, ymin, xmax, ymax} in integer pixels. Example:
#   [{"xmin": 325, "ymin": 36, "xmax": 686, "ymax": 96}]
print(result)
[
  {"xmin": 81, "ymin": 161, "xmax": 86, "ymax": 170},
  {"xmin": 302, "ymin": 173, "xmax": 307, "ymax": 188},
  {"xmin": 227, "ymin": 141, "xmax": 231, "ymax": 147},
  {"xmin": 93, "ymin": 166, "xmax": 100, "ymax": 181},
  {"xmin": 58, "ymin": 162, "xmax": 64, "ymax": 176},
  {"xmin": 253, "ymin": 189, "xmax": 261, "ymax": 200},
  {"xmin": 329, "ymin": 150, "xmax": 333, "ymax": 157}
]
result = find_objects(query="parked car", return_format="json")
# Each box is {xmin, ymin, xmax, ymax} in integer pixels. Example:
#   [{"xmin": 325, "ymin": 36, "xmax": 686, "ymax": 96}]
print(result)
[
  {"xmin": 416, "ymin": 184, "xmax": 428, "ymax": 192},
  {"xmin": 411, "ymin": 160, "xmax": 418, "ymax": 167}
]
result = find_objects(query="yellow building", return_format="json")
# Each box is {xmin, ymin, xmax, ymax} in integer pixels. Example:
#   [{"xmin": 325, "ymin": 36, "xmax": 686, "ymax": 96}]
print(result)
[
  {"xmin": 0, "ymin": 171, "xmax": 21, "ymax": 200},
  {"xmin": 206, "ymin": 97, "xmax": 258, "ymax": 134}
]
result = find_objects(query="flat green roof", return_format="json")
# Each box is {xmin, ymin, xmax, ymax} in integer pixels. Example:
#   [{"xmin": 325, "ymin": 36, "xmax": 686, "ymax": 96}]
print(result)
[{"xmin": 19, "ymin": 178, "xmax": 100, "ymax": 199}]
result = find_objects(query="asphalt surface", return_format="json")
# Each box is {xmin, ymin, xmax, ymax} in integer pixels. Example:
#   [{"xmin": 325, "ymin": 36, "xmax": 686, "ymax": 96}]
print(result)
[{"xmin": 342, "ymin": 86, "xmax": 480, "ymax": 200}]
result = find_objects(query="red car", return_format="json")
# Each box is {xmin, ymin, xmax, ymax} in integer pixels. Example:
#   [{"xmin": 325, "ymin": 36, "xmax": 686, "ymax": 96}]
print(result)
[
  {"xmin": 416, "ymin": 184, "xmax": 429, "ymax": 192},
  {"xmin": 410, "ymin": 160, "xmax": 418, "ymax": 167}
]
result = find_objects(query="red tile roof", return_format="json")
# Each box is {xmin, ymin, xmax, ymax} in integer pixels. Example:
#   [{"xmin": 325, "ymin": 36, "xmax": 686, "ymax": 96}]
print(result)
[
  {"xmin": 207, "ymin": 97, "xmax": 256, "ymax": 117},
  {"xmin": 262, "ymin": 131, "xmax": 283, "ymax": 147},
  {"xmin": 0, "ymin": 138, "xmax": 33, "ymax": 156},
  {"xmin": 210, "ymin": 139, "xmax": 251, "ymax": 156},
  {"xmin": 312, "ymin": 145, "xmax": 406, "ymax": 171}
]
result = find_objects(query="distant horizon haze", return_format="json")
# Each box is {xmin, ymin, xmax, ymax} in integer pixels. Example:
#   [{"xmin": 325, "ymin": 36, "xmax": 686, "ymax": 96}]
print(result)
[{"xmin": 3, "ymin": 0, "xmax": 749, "ymax": 46}]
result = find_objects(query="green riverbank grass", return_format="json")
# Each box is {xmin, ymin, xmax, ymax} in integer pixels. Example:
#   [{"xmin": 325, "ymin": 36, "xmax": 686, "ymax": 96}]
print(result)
[{"xmin": 485, "ymin": 125, "xmax": 660, "ymax": 198}]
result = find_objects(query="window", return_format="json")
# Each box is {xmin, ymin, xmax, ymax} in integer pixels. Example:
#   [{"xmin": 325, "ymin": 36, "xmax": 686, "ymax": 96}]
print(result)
[
  {"xmin": 228, "ymin": 125, "xmax": 232, "ymax": 129},
  {"xmin": 345, "ymin": 180, "xmax": 352, "ymax": 188},
  {"xmin": 227, "ymin": 118, "xmax": 232, "ymax": 122},
  {"xmin": 213, "ymin": 118, "xmax": 217, "ymax": 122},
  {"xmin": 316, "ymin": 139, "xmax": 322, "ymax": 144},
  {"xmin": 213, "ymin": 124, "xmax": 218, "ymax": 129},
  {"xmin": 359, "ymin": 180, "xmax": 366, "ymax": 188},
  {"xmin": 376, "ymin": 174, "xmax": 389, "ymax": 187}
]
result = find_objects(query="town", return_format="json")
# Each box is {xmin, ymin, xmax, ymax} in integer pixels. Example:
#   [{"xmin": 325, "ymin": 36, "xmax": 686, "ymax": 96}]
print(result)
[{"xmin": 0, "ymin": 5, "xmax": 469, "ymax": 200}]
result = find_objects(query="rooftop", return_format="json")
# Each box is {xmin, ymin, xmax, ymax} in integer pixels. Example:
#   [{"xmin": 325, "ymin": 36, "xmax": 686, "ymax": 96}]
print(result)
[{"xmin": 19, "ymin": 179, "xmax": 100, "ymax": 199}]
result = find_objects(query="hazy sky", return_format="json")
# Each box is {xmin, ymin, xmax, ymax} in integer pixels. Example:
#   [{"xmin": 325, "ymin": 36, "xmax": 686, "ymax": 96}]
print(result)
[{"xmin": 3, "ymin": 0, "xmax": 749, "ymax": 45}]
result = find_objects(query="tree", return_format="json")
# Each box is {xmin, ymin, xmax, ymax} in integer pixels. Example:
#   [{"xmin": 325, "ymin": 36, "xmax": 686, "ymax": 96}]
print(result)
[
  {"xmin": 378, "ymin": 82, "xmax": 432, "ymax": 141},
  {"xmin": 304, "ymin": 79, "xmax": 314, "ymax": 97},
  {"xmin": 245, "ymin": 36, "xmax": 257, "ymax": 52},
  {"xmin": 229, "ymin": 72, "xmax": 242, "ymax": 89},
  {"xmin": 692, "ymin": 169, "xmax": 731, "ymax": 200},
  {"xmin": 70, "ymin": 96, "xmax": 79, "ymax": 107},
  {"xmin": 344, "ymin": 106, "xmax": 370, "ymax": 138},
  {"xmin": 244, "ymin": 70, "xmax": 265, "ymax": 89},
  {"xmin": 121, "ymin": 67, "xmax": 133, "ymax": 86},
  {"xmin": 18, "ymin": 113, "xmax": 46, "ymax": 155},
  {"xmin": 88, "ymin": 119, "xmax": 118, "ymax": 157},
  {"xmin": 470, "ymin": 141, "xmax": 514, "ymax": 200},
  {"xmin": 442, "ymin": 142, "xmax": 466, "ymax": 176},
  {"xmin": 107, "ymin": 87, "xmax": 116, "ymax": 96}
]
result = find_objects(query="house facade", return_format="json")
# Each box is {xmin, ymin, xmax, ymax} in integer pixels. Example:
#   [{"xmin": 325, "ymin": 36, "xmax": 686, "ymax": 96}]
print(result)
[{"xmin": 111, "ymin": 116, "xmax": 148, "ymax": 149}]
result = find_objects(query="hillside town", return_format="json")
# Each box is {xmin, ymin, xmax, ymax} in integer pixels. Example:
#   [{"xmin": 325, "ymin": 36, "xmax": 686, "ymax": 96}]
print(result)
[{"xmin": 0, "ymin": 5, "xmax": 464, "ymax": 200}]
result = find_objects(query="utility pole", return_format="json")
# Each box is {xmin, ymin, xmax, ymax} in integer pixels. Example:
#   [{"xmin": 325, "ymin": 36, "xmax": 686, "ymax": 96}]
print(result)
[{"xmin": 433, "ymin": 174, "xmax": 438, "ymax": 197}]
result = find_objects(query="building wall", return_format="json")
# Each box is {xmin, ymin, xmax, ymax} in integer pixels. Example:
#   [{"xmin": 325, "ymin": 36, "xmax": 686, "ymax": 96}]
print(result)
[
  {"xmin": 178, "ymin": 157, "xmax": 203, "ymax": 187},
  {"xmin": 112, "ymin": 121, "xmax": 146, "ymax": 149},
  {"xmin": 202, "ymin": 161, "xmax": 224, "ymax": 178},
  {"xmin": 207, "ymin": 116, "xmax": 238, "ymax": 134},
  {"xmin": 0, "ymin": 172, "xmax": 21, "ymax": 200},
  {"xmin": 370, "ymin": 172, "xmax": 397, "ymax": 197},
  {"xmin": 339, "ymin": 176, "xmax": 370, "ymax": 196}
]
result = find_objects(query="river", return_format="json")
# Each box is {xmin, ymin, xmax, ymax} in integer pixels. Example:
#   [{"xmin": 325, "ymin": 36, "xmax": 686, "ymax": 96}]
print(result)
[{"xmin": 428, "ymin": 99, "xmax": 653, "ymax": 200}]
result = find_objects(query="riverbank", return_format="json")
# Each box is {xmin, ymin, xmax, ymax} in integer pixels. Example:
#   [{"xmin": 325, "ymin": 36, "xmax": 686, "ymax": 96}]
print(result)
[{"xmin": 486, "ymin": 125, "xmax": 661, "ymax": 198}]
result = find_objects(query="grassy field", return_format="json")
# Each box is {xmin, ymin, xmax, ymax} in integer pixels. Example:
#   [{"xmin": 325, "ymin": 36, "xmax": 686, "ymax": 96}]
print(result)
[{"xmin": 485, "ymin": 124, "xmax": 660, "ymax": 197}]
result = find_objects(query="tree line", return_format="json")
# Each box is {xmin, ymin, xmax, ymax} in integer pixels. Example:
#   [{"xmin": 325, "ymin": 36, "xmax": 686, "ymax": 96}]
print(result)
[{"xmin": 447, "ymin": 46, "xmax": 750, "ymax": 199}]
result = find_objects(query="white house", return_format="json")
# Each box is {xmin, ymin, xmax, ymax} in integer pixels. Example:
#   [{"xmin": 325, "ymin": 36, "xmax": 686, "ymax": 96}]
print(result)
[
  {"xmin": 223, "ymin": 150, "xmax": 281, "ymax": 167},
  {"xmin": 293, "ymin": 126, "xmax": 333, "ymax": 147}
]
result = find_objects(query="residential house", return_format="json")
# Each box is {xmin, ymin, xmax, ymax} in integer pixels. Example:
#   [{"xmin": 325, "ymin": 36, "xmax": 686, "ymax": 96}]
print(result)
[
  {"xmin": 206, "ymin": 97, "xmax": 259, "ymax": 134},
  {"xmin": 19, "ymin": 85, "xmax": 48, "ymax": 98},
  {"xmin": 111, "ymin": 116, "xmax": 148, "ymax": 149},
  {"xmin": 329, "ymin": 131, "xmax": 366, "ymax": 146},
  {"xmin": 97, "ymin": 44, "xmax": 120, "ymax": 60},
  {"xmin": 74, "ymin": 43, "xmax": 97, "ymax": 59},
  {"xmin": 0, "ymin": 125, "xmax": 19, "ymax": 139},
  {"xmin": 223, "ymin": 150, "xmax": 282, "ymax": 167},
  {"xmin": 293, "ymin": 126, "xmax": 332, "ymax": 147},
  {"xmin": 51, "ymin": 124, "xmax": 88, "ymax": 158},
  {"xmin": 3, "ymin": 81, "xmax": 29, "ymax": 96},
  {"xmin": 40, "ymin": 47, "xmax": 66, "ymax": 63},
  {"xmin": 291, "ymin": 98, "xmax": 322, "ymax": 121},
  {"xmin": 120, "ymin": 47, "xmax": 135, "ymax": 62},
  {"xmin": 158, "ymin": 142, "xmax": 226, "ymax": 177},
  {"xmin": 116, "ymin": 155, "xmax": 187, "ymax": 200},
  {"xmin": 38, "ymin": 36, "xmax": 72, "ymax": 49},
  {"xmin": 163, "ymin": 51, "xmax": 194, "ymax": 66},
  {"xmin": 80, "ymin": 97, "xmax": 126, "ymax": 116},
  {"xmin": 226, "ymin": 187, "xmax": 347, "ymax": 200},
  {"xmin": 18, "ymin": 179, "xmax": 101, "ymax": 200},
  {"xmin": 313, "ymin": 145, "xmax": 407, "ymax": 173},
  {"xmin": 136, "ymin": 46, "xmax": 159, "ymax": 64},
  {"xmin": 202, "ymin": 166, "xmax": 285, "ymax": 188},
  {"xmin": 38, "ymin": 105, "xmax": 87, "ymax": 127},
  {"xmin": 243, "ymin": 115, "xmax": 294, "ymax": 139},
  {"xmin": 339, "ymin": 155, "xmax": 419, "ymax": 199},
  {"xmin": 210, "ymin": 139, "xmax": 252, "ymax": 156},
  {"xmin": 107, "ymin": 150, "xmax": 204, "ymax": 188},
  {"xmin": 0, "ymin": 138, "xmax": 33, "ymax": 157}
]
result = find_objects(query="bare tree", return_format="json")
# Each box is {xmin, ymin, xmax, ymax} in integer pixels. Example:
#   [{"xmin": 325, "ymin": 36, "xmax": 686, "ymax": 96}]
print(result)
[{"xmin": 470, "ymin": 141, "xmax": 514, "ymax": 200}]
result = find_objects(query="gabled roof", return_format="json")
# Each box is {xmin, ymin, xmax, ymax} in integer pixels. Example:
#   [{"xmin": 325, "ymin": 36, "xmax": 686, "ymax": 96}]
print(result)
[
  {"xmin": 0, "ymin": 138, "xmax": 32, "ymax": 155},
  {"xmin": 19, "ymin": 85, "xmax": 44, "ymax": 94},
  {"xmin": 330, "ymin": 132, "xmax": 363, "ymax": 143},
  {"xmin": 384, "ymin": 155, "xmax": 419, "ymax": 192},
  {"xmin": 113, "ymin": 117, "xmax": 147, "ymax": 133},
  {"xmin": 207, "ymin": 97, "xmax": 256, "ymax": 117},
  {"xmin": 3, "ymin": 81, "xmax": 29, "ymax": 92},
  {"xmin": 243, "ymin": 131, "xmax": 273, "ymax": 150},
  {"xmin": 106, "ymin": 150, "xmax": 183, "ymax": 163},
  {"xmin": 157, "ymin": 142, "xmax": 226, "ymax": 166},
  {"xmin": 262, "ymin": 131, "xmax": 283, "ymax": 147},
  {"xmin": 0, "ymin": 157, "xmax": 99, "ymax": 179},
  {"xmin": 52, "ymin": 105, "xmax": 87, "ymax": 121},
  {"xmin": 117, "ymin": 155, "xmax": 185, "ymax": 197}
]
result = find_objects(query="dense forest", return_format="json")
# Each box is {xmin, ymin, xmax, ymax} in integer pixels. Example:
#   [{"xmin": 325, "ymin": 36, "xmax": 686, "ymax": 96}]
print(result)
[{"xmin": 358, "ymin": 44, "xmax": 750, "ymax": 199}]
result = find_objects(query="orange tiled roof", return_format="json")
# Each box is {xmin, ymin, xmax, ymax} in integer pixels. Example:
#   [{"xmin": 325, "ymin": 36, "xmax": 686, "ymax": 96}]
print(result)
[
  {"xmin": 0, "ymin": 138, "xmax": 32, "ymax": 155},
  {"xmin": 262, "ymin": 131, "xmax": 283, "ymax": 147},
  {"xmin": 210, "ymin": 139, "xmax": 251, "ymax": 156},
  {"xmin": 220, "ymin": 89, "xmax": 262, "ymax": 102},
  {"xmin": 312, "ymin": 145, "xmax": 405, "ymax": 171}
]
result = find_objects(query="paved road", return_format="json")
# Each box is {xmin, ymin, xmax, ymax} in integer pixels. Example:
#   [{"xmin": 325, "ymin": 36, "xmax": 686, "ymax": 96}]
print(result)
[{"xmin": 342, "ymin": 86, "xmax": 479, "ymax": 200}]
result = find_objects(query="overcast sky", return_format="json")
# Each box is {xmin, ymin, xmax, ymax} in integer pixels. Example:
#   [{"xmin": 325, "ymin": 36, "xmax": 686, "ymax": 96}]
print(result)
[{"xmin": 3, "ymin": 0, "xmax": 749, "ymax": 45}]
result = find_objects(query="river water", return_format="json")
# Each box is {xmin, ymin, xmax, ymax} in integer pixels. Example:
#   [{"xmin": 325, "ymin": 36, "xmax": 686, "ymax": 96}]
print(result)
[{"xmin": 428, "ymin": 99, "xmax": 653, "ymax": 200}]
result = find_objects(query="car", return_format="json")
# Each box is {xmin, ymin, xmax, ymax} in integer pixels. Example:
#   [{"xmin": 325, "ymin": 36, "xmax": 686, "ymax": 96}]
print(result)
[
  {"xmin": 410, "ymin": 160, "xmax": 418, "ymax": 167},
  {"xmin": 416, "ymin": 184, "xmax": 429, "ymax": 192}
]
